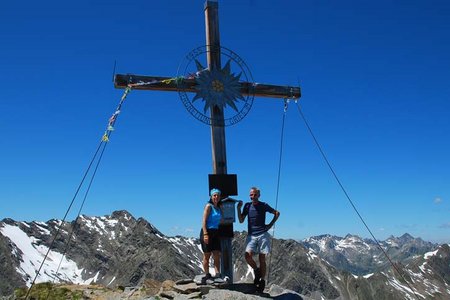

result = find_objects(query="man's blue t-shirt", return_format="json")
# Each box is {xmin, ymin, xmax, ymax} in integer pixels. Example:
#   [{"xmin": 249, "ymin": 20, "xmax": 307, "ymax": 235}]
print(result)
[{"xmin": 242, "ymin": 201, "xmax": 275, "ymax": 236}]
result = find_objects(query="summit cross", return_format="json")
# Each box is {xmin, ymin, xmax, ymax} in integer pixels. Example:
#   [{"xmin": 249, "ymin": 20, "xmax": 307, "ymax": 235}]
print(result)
[{"xmin": 114, "ymin": 0, "xmax": 300, "ymax": 282}]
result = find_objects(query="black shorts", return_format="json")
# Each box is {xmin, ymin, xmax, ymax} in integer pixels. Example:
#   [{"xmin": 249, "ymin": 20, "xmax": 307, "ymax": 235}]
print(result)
[{"xmin": 200, "ymin": 228, "xmax": 221, "ymax": 253}]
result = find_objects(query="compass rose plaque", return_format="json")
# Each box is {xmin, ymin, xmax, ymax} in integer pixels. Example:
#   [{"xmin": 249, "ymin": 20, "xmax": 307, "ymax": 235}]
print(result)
[{"xmin": 177, "ymin": 46, "xmax": 254, "ymax": 126}]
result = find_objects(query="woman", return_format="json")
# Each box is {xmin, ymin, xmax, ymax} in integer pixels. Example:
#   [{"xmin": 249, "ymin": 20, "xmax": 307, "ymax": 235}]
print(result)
[{"xmin": 200, "ymin": 188, "xmax": 223, "ymax": 282}]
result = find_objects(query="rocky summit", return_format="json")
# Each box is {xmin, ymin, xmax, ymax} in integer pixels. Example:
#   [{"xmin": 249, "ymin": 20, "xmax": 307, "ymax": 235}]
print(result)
[{"xmin": 1, "ymin": 210, "xmax": 449, "ymax": 299}]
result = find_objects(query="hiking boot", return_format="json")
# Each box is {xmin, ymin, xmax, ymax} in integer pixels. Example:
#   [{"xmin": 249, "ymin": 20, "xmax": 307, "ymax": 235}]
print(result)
[
  {"xmin": 213, "ymin": 272, "xmax": 225, "ymax": 283},
  {"xmin": 258, "ymin": 279, "xmax": 266, "ymax": 292},
  {"xmin": 201, "ymin": 273, "xmax": 212, "ymax": 285},
  {"xmin": 253, "ymin": 268, "xmax": 261, "ymax": 285}
]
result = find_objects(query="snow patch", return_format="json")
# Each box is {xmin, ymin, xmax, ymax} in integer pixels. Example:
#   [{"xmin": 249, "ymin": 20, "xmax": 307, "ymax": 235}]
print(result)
[
  {"xmin": 424, "ymin": 249, "xmax": 438, "ymax": 260},
  {"xmin": 0, "ymin": 224, "xmax": 96, "ymax": 286},
  {"xmin": 388, "ymin": 276, "xmax": 425, "ymax": 299},
  {"xmin": 90, "ymin": 271, "xmax": 101, "ymax": 283},
  {"xmin": 34, "ymin": 222, "xmax": 51, "ymax": 235},
  {"xmin": 335, "ymin": 236, "xmax": 361, "ymax": 251},
  {"xmin": 108, "ymin": 276, "xmax": 116, "ymax": 286},
  {"xmin": 307, "ymin": 249, "xmax": 318, "ymax": 262},
  {"xmin": 386, "ymin": 239, "xmax": 399, "ymax": 248},
  {"xmin": 166, "ymin": 237, "xmax": 185, "ymax": 255}
]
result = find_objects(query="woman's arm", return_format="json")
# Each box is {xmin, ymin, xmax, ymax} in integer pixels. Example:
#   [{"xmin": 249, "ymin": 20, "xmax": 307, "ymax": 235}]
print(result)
[{"xmin": 202, "ymin": 204, "xmax": 211, "ymax": 243}]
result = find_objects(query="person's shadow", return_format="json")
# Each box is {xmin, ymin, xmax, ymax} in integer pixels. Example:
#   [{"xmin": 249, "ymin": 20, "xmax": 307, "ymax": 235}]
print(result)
[{"xmin": 220, "ymin": 283, "xmax": 303, "ymax": 299}]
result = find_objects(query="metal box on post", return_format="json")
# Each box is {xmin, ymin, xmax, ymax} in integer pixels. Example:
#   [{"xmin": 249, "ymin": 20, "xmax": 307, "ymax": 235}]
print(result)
[{"xmin": 220, "ymin": 198, "xmax": 237, "ymax": 224}]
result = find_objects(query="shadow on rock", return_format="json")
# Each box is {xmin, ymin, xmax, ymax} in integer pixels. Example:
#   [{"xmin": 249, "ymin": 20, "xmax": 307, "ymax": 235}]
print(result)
[{"xmin": 219, "ymin": 283, "xmax": 303, "ymax": 299}]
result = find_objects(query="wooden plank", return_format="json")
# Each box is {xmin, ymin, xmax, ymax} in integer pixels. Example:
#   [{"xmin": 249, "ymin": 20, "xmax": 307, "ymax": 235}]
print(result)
[{"xmin": 114, "ymin": 74, "xmax": 301, "ymax": 99}]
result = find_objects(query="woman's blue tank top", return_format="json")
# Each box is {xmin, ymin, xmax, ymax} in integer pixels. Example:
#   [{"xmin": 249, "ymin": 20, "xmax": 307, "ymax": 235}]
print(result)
[{"xmin": 206, "ymin": 204, "xmax": 221, "ymax": 229}]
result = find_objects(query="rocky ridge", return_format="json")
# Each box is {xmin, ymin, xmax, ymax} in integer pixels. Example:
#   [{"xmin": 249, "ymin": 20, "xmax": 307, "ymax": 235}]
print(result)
[
  {"xmin": 9, "ymin": 278, "xmax": 308, "ymax": 300},
  {"xmin": 1, "ymin": 210, "xmax": 449, "ymax": 299},
  {"xmin": 301, "ymin": 233, "xmax": 437, "ymax": 274}
]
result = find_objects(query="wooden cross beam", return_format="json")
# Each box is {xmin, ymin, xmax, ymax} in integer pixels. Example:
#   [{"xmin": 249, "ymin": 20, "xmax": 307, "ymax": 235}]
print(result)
[
  {"xmin": 113, "ymin": 0, "xmax": 300, "ymax": 282},
  {"xmin": 114, "ymin": 74, "xmax": 301, "ymax": 99}
]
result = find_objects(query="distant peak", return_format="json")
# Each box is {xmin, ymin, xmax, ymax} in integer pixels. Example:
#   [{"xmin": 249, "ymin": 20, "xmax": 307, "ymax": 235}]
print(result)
[
  {"xmin": 0, "ymin": 218, "xmax": 16, "ymax": 225},
  {"xmin": 309, "ymin": 234, "xmax": 334, "ymax": 240},
  {"xmin": 344, "ymin": 233, "xmax": 359, "ymax": 239},
  {"xmin": 400, "ymin": 233, "xmax": 414, "ymax": 239},
  {"xmin": 111, "ymin": 210, "xmax": 134, "ymax": 221}
]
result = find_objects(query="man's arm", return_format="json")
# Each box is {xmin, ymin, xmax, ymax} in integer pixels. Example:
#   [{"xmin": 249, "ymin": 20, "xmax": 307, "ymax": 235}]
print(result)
[
  {"xmin": 237, "ymin": 201, "xmax": 246, "ymax": 223},
  {"xmin": 266, "ymin": 210, "xmax": 280, "ymax": 230}
]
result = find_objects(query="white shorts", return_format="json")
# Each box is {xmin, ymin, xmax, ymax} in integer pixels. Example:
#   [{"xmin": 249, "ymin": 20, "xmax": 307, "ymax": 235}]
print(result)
[{"xmin": 245, "ymin": 232, "xmax": 271, "ymax": 255}]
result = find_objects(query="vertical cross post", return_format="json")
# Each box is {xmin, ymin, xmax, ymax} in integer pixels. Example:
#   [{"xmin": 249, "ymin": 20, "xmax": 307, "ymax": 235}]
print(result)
[
  {"xmin": 205, "ymin": 1, "xmax": 227, "ymax": 174},
  {"xmin": 205, "ymin": 0, "xmax": 233, "ymax": 282}
]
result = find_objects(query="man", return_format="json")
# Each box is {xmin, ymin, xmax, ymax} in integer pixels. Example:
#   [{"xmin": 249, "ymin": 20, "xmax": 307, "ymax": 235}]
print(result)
[{"xmin": 237, "ymin": 186, "xmax": 280, "ymax": 292}]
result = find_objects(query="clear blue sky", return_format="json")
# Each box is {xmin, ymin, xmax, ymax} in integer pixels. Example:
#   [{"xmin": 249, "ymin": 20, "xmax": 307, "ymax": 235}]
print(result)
[{"xmin": 1, "ymin": 0, "xmax": 449, "ymax": 244}]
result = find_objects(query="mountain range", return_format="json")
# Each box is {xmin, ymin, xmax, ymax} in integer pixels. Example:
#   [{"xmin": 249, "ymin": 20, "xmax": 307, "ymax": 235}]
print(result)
[{"xmin": 1, "ymin": 210, "xmax": 449, "ymax": 299}]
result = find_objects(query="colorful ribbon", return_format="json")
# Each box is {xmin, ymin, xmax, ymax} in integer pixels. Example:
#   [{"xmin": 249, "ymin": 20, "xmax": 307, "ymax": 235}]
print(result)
[{"xmin": 101, "ymin": 86, "xmax": 131, "ymax": 142}]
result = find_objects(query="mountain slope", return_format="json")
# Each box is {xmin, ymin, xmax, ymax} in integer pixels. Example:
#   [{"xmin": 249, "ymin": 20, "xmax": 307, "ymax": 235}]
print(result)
[
  {"xmin": 302, "ymin": 233, "xmax": 437, "ymax": 275},
  {"xmin": 1, "ymin": 210, "xmax": 449, "ymax": 299},
  {"xmin": 0, "ymin": 211, "xmax": 203, "ymax": 294}
]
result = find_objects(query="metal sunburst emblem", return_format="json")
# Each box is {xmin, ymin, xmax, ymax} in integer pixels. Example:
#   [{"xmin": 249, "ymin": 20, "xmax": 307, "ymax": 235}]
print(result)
[
  {"xmin": 193, "ymin": 59, "xmax": 244, "ymax": 114},
  {"xmin": 177, "ymin": 46, "xmax": 254, "ymax": 126}
]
